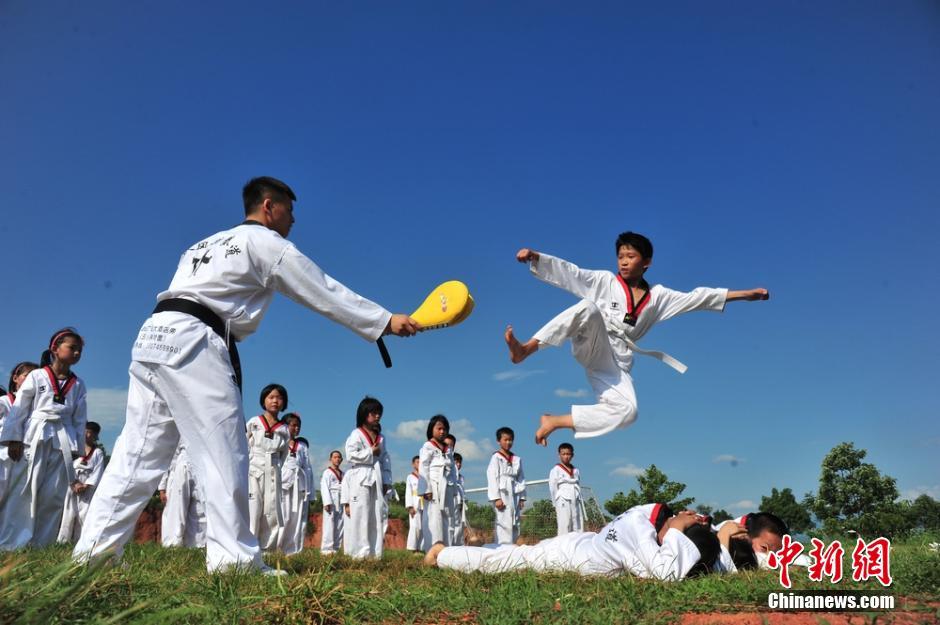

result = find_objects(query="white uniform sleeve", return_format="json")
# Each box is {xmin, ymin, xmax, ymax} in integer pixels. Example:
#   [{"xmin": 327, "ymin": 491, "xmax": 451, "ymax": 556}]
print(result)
[
  {"xmin": 530, "ymin": 253, "xmax": 611, "ymax": 303},
  {"xmin": 549, "ymin": 466, "xmax": 560, "ymax": 502},
  {"xmin": 86, "ymin": 448, "xmax": 105, "ymax": 489},
  {"xmin": 648, "ymin": 528, "xmax": 703, "ymax": 580},
  {"xmin": 379, "ymin": 441, "xmax": 392, "ymax": 486},
  {"xmin": 64, "ymin": 382, "xmax": 87, "ymax": 454},
  {"xmin": 516, "ymin": 459, "xmax": 526, "ymax": 500},
  {"xmin": 270, "ymin": 244, "xmax": 392, "ymax": 342},
  {"xmin": 714, "ymin": 544, "xmax": 738, "ymax": 574},
  {"xmin": 418, "ymin": 444, "xmax": 433, "ymax": 496},
  {"xmin": 345, "ymin": 431, "xmax": 373, "ymax": 464},
  {"xmin": 320, "ymin": 470, "xmax": 334, "ymax": 508},
  {"xmin": 302, "ymin": 449, "xmax": 314, "ymax": 498},
  {"xmin": 486, "ymin": 455, "xmax": 500, "ymax": 502},
  {"xmin": 0, "ymin": 372, "xmax": 36, "ymax": 442},
  {"xmin": 404, "ymin": 476, "xmax": 415, "ymax": 509},
  {"xmin": 653, "ymin": 286, "xmax": 728, "ymax": 323}
]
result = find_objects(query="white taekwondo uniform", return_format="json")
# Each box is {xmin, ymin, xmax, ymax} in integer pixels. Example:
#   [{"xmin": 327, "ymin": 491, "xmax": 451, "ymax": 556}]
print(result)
[
  {"xmin": 246, "ymin": 414, "xmax": 290, "ymax": 551},
  {"xmin": 549, "ymin": 462, "xmax": 583, "ymax": 535},
  {"xmin": 279, "ymin": 437, "xmax": 313, "ymax": 555},
  {"xmin": 486, "ymin": 450, "xmax": 526, "ymax": 545},
  {"xmin": 158, "ymin": 442, "xmax": 206, "ymax": 548},
  {"xmin": 58, "ymin": 445, "xmax": 105, "ymax": 544},
  {"xmin": 438, "ymin": 503, "xmax": 702, "ymax": 580},
  {"xmin": 528, "ymin": 253, "xmax": 727, "ymax": 438},
  {"xmin": 342, "ymin": 426, "xmax": 391, "ymax": 559},
  {"xmin": 320, "ymin": 465, "xmax": 344, "ymax": 554},
  {"xmin": 73, "ymin": 221, "xmax": 391, "ymax": 572},
  {"xmin": 0, "ymin": 393, "xmax": 17, "ymax": 502},
  {"xmin": 452, "ymin": 469, "xmax": 466, "ymax": 546},
  {"xmin": 419, "ymin": 439, "xmax": 452, "ymax": 550},
  {"xmin": 0, "ymin": 366, "xmax": 86, "ymax": 549},
  {"xmin": 404, "ymin": 470, "xmax": 423, "ymax": 551}
]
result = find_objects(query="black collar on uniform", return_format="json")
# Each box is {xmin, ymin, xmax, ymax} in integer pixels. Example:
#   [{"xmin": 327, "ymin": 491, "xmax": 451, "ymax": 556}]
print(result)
[{"xmin": 241, "ymin": 219, "xmax": 265, "ymax": 227}]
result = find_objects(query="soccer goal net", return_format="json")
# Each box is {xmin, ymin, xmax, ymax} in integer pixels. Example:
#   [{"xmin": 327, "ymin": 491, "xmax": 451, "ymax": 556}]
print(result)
[{"xmin": 462, "ymin": 478, "xmax": 607, "ymax": 544}]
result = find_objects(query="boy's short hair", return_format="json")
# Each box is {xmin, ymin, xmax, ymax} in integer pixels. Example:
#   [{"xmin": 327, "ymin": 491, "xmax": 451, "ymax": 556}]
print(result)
[
  {"xmin": 86, "ymin": 421, "xmax": 101, "ymax": 435},
  {"xmin": 411, "ymin": 455, "xmax": 420, "ymax": 463},
  {"xmin": 683, "ymin": 524, "xmax": 720, "ymax": 577},
  {"xmin": 558, "ymin": 442, "xmax": 573, "ymax": 453},
  {"xmin": 259, "ymin": 383, "xmax": 288, "ymax": 410},
  {"xmin": 615, "ymin": 231, "xmax": 653, "ymax": 259},
  {"xmin": 242, "ymin": 176, "xmax": 296, "ymax": 215},
  {"xmin": 746, "ymin": 512, "xmax": 789, "ymax": 538},
  {"xmin": 454, "ymin": 452, "xmax": 463, "ymax": 463},
  {"xmin": 495, "ymin": 426, "xmax": 514, "ymax": 441},
  {"xmin": 283, "ymin": 413, "xmax": 302, "ymax": 426},
  {"xmin": 356, "ymin": 396, "xmax": 383, "ymax": 427},
  {"xmin": 444, "ymin": 433, "xmax": 456, "ymax": 442},
  {"xmin": 426, "ymin": 414, "xmax": 450, "ymax": 440},
  {"xmin": 330, "ymin": 450, "xmax": 343, "ymax": 458}
]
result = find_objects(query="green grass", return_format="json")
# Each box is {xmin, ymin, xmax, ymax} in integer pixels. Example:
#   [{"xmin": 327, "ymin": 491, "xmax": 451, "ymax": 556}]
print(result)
[{"xmin": 1, "ymin": 539, "xmax": 937, "ymax": 624}]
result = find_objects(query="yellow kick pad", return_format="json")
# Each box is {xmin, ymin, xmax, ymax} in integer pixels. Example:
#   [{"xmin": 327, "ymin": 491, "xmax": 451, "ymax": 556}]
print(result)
[{"xmin": 411, "ymin": 281, "xmax": 473, "ymax": 330}]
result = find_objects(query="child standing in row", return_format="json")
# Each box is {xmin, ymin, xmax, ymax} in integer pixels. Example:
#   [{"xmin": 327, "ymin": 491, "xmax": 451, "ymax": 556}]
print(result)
[
  {"xmin": 246, "ymin": 384, "xmax": 291, "ymax": 551},
  {"xmin": 320, "ymin": 450, "xmax": 344, "ymax": 554},
  {"xmin": 419, "ymin": 415, "xmax": 452, "ymax": 551},
  {"xmin": 549, "ymin": 442, "xmax": 583, "ymax": 536},
  {"xmin": 158, "ymin": 441, "xmax": 206, "ymax": 548},
  {"xmin": 504, "ymin": 233, "xmax": 769, "ymax": 444},
  {"xmin": 486, "ymin": 427, "xmax": 526, "ymax": 545},
  {"xmin": 58, "ymin": 422, "xmax": 105, "ymax": 543},
  {"xmin": 405, "ymin": 455, "xmax": 423, "ymax": 552},
  {"xmin": 279, "ymin": 413, "xmax": 313, "ymax": 555},
  {"xmin": 452, "ymin": 452, "xmax": 466, "ymax": 546},
  {"xmin": 0, "ymin": 328, "xmax": 88, "ymax": 549},
  {"xmin": 0, "ymin": 362, "xmax": 39, "ymax": 502},
  {"xmin": 343, "ymin": 396, "xmax": 391, "ymax": 559}
]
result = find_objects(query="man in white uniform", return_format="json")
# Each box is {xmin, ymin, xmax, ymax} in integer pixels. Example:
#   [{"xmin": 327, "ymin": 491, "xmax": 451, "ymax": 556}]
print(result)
[
  {"xmin": 427, "ymin": 503, "xmax": 718, "ymax": 581},
  {"xmin": 73, "ymin": 177, "xmax": 419, "ymax": 573},
  {"xmin": 503, "ymin": 232, "xmax": 770, "ymax": 445}
]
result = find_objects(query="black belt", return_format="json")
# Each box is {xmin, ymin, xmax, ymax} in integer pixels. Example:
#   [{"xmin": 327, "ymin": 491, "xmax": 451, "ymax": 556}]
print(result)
[{"xmin": 152, "ymin": 298, "xmax": 242, "ymax": 392}]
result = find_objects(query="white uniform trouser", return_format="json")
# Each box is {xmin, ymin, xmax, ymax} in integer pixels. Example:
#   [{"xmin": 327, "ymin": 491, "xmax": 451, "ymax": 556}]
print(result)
[
  {"xmin": 533, "ymin": 300, "xmax": 638, "ymax": 438},
  {"xmin": 421, "ymin": 495, "xmax": 449, "ymax": 551},
  {"xmin": 59, "ymin": 488, "xmax": 96, "ymax": 544},
  {"xmin": 279, "ymin": 488, "xmax": 308, "ymax": 555},
  {"xmin": 320, "ymin": 505, "xmax": 344, "ymax": 554},
  {"xmin": 494, "ymin": 494, "xmax": 521, "ymax": 545},
  {"xmin": 451, "ymin": 503, "xmax": 465, "ymax": 546},
  {"xmin": 73, "ymin": 337, "xmax": 262, "ymax": 572},
  {"xmin": 555, "ymin": 498, "xmax": 583, "ymax": 535},
  {"xmin": 437, "ymin": 532, "xmax": 613, "ymax": 576},
  {"xmin": 162, "ymin": 470, "xmax": 206, "ymax": 548},
  {"xmin": 248, "ymin": 458, "xmax": 282, "ymax": 551},
  {"xmin": 344, "ymin": 481, "xmax": 384, "ymax": 559},
  {"xmin": 0, "ymin": 438, "xmax": 69, "ymax": 549},
  {"xmin": 407, "ymin": 507, "xmax": 423, "ymax": 550}
]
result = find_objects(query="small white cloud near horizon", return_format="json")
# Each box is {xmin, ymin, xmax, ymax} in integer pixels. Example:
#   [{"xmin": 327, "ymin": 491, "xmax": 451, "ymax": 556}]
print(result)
[
  {"xmin": 713, "ymin": 454, "xmax": 744, "ymax": 467},
  {"xmin": 492, "ymin": 369, "xmax": 545, "ymax": 383},
  {"xmin": 389, "ymin": 419, "xmax": 427, "ymax": 442},
  {"xmin": 450, "ymin": 418, "xmax": 475, "ymax": 436},
  {"xmin": 901, "ymin": 485, "xmax": 940, "ymax": 501},
  {"xmin": 728, "ymin": 499, "xmax": 757, "ymax": 511},
  {"xmin": 610, "ymin": 464, "xmax": 645, "ymax": 478},
  {"xmin": 455, "ymin": 438, "xmax": 493, "ymax": 462},
  {"xmin": 554, "ymin": 388, "xmax": 590, "ymax": 398},
  {"xmin": 86, "ymin": 387, "xmax": 129, "ymax": 432}
]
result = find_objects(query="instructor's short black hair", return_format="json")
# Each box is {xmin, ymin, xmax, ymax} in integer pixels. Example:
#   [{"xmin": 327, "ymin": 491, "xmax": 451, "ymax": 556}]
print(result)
[
  {"xmin": 259, "ymin": 383, "xmax": 288, "ymax": 410},
  {"xmin": 615, "ymin": 231, "xmax": 653, "ymax": 259},
  {"xmin": 243, "ymin": 176, "xmax": 297, "ymax": 215},
  {"xmin": 356, "ymin": 396, "xmax": 383, "ymax": 427}
]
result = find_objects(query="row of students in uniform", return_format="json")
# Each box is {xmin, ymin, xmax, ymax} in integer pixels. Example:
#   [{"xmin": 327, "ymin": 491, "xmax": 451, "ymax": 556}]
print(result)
[{"xmin": 0, "ymin": 329, "xmax": 95, "ymax": 550}]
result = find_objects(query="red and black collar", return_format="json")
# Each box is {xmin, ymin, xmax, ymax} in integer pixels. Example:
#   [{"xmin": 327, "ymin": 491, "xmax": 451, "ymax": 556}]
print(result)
[
  {"xmin": 259, "ymin": 415, "xmax": 286, "ymax": 437},
  {"xmin": 358, "ymin": 426, "xmax": 381, "ymax": 447},
  {"xmin": 430, "ymin": 439, "xmax": 447, "ymax": 453},
  {"xmin": 328, "ymin": 466, "xmax": 343, "ymax": 481},
  {"xmin": 43, "ymin": 366, "xmax": 77, "ymax": 404},
  {"xmin": 556, "ymin": 463, "xmax": 575, "ymax": 477},
  {"xmin": 494, "ymin": 449, "xmax": 514, "ymax": 463},
  {"xmin": 616, "ymin": 274, "xmax": 651, "ymax": 326}
]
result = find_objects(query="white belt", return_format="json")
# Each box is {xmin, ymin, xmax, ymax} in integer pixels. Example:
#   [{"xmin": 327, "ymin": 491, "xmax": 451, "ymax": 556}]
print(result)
[{"xmin": 613, "ymin": 331, "xmax": 688, "ymax": 374}]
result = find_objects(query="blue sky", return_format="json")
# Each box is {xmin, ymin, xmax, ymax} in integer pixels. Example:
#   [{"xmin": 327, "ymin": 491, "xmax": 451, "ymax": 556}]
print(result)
[{"xmin": 2, "ymin": 2, "xmax": 938, "ymax": 514}]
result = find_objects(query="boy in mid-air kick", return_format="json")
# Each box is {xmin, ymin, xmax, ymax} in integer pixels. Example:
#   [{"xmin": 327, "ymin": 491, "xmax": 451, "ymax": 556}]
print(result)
[{"xmin": 505, "ymin": 232, "xmax": 769, "ymax": 445}]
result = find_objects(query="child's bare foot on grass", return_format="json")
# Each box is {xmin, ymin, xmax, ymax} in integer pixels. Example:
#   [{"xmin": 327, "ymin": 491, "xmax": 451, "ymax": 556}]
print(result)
[
  {"xmin": 505, "ymin": 326, "xmax": 537, "ymax": 364},
  {"xmin": 423, "ymin": 542, "xmax": 446, "ymax": 567}
]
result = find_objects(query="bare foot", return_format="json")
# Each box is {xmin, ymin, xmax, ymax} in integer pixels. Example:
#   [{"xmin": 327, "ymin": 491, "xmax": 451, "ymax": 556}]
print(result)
[
  {"xmin": 423, "ymin": 542, "xmax": 446, "ymax": 567},
  {"xmin": 534, "ymin": 414, "xmax": 554, "ymax": 446},
  {"xmin": 505, "ymin": 325, "xmax": 537, "ymax": 364}
]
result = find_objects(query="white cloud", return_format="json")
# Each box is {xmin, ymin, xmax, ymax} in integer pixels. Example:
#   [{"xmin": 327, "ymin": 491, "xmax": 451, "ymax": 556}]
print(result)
[
  {"xmin": 901, "ymin": 485, "xmax": 940, "ymax": 501},
  {"xmin": 492, "ymin": 369, "xmax": 545, "ymax": 383},
  {"xmin": 454, "ymin": 438, "xmax": 493, "ymax": 462},
  {"xmin": 713, "ymin": 454, "xmax": 744, "ymax": 467},
  {"xmin": 450, "ymin": 418, "xmax": 475, "ymax": 436},
  {"xmin": 389, "ymin": 419, "xmax": 427, "ymax": 442},
  {"xmin": 728, "ymin": 499, "xmax": 757, "ymax": 511},
  {"xmin": 610, "ymin": 464, "xmax": 645, "ymax": 478},
  {"xmin": 86, "ymin": 387, "xmax": 129, "ymax": 432},
  {"xmin": 554, "ymin": 388, "xmax": 590, "ymax": 398}
]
